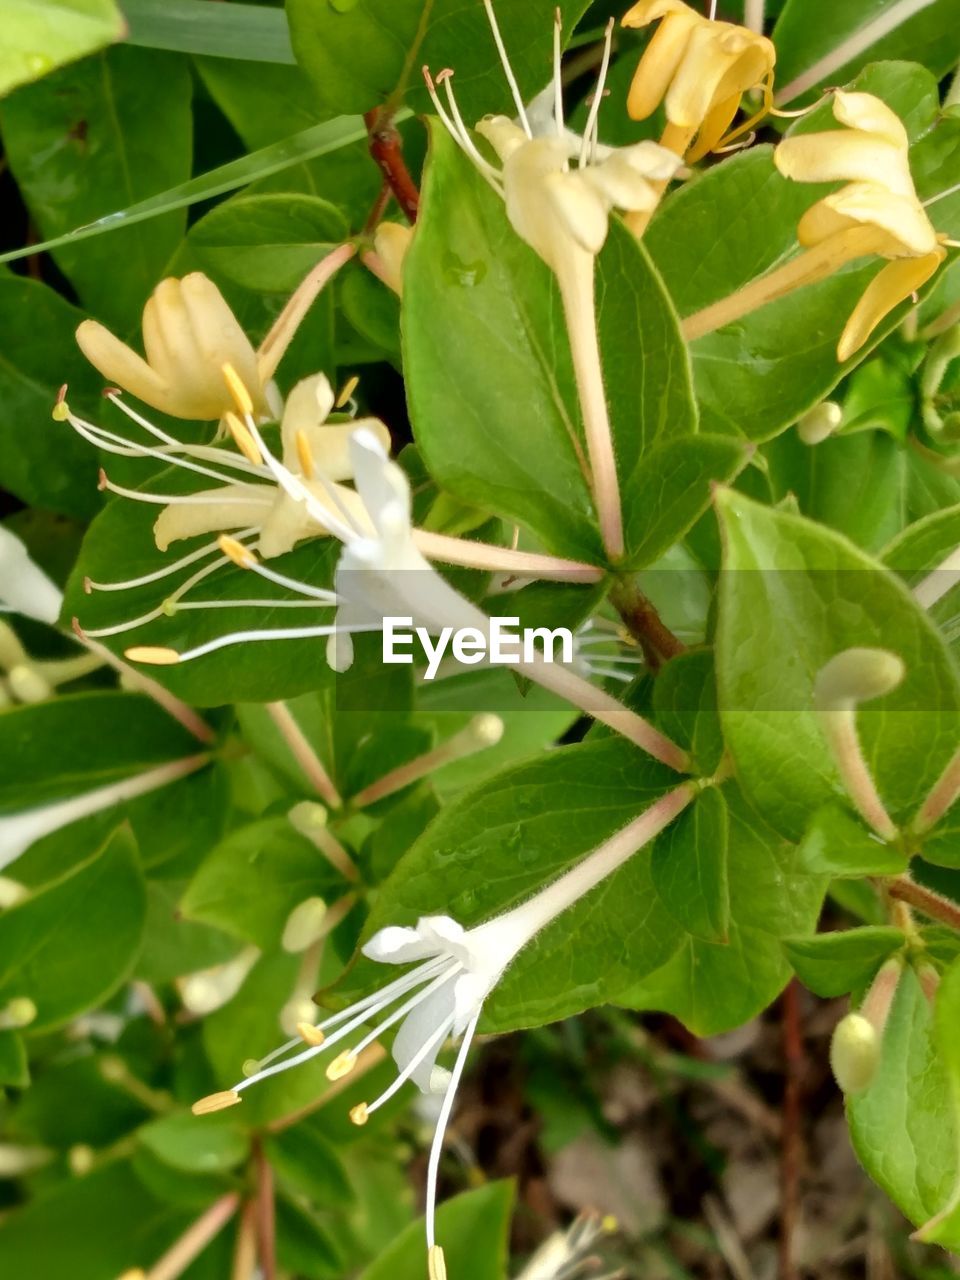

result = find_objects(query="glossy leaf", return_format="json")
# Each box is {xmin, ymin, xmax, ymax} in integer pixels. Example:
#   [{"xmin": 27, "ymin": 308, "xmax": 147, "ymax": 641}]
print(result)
[
  {"xmin": 799, "ymin": 804, "xmax": 909, "ymax": 877},
  {"xmin": 651, "ymin": 785, "xmax": 729, "ymax": 943},
  {"xmin": 0, "ymin": 0, "xmax": 124, "ymax": 97},
  {"xmin": 783, "ymin": 925, "xmax": 906, "ymax": 997}
]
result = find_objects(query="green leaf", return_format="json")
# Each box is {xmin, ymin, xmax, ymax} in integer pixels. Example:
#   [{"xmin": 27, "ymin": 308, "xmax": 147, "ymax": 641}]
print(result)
[
  {"xmin": 714, "ymin": 489, "xmax": 960, "ymax": 841},
  {"xmin": 645, "ymin": 64, "xmax": 941, "ymax": 443},
  {"xmin": 124, "ymin": 0, "xmax": 295, "ymax": 63},
  {"xmin": 139, "ymin": 1108, "xmax": 249, "ymax": 1174},
  {"xmin": 0, "ymin": 691, "xmax": 201, "ymax": 812},
  {"xmin": 622, "ymin": 783, "xmax": 826, "ymax": 1034},
  {"xmin": 783, "ymin": 926, "xmax": 906, "ymax": 997},
  {"xmin": 651, "ymin": 786, "xmax": 729, "ymax": 943},
  {"xmin": 0, "ymin": 826, "xmax": 146, "ymax": 1032},
  {"xmin": 0, "ymin": 112, "xmax": 377, "ymax": 268},
  {"xmin": 344, "ymin": 737, "xmax": 683, "ymax": 1033},
  {"xmin": 263, "ymin": 1122, "xmax": 354, "ymax": 1208},
  {"xmin": 848, "ymin": 965, "xmax": 960, "ymax": 1240},
  {"xmin": 773, "ymin": 0, "xmax": 960, "ymax": 103},
  {"xmin": 189, "ymin": 193, "xmax": 349, "ymax": 293},
  {"xmin": 404, "ymin": 125, "xmax": 698, "ymax": 562},
  {"xmin": 181, "ymin": 817, "xmax": 345, "ymax": 949},
  {"xmin": 358, "ymin": 1182, "xmax": 513, "ymax": 1280},
  {"xmin": 276, "ymin": 1196, "xmax": 344, "ymax": 1279},
  {"xmin": 650, "ymin": 649, "xmax": 724, "ymax": 777},
  {"xmin": 287, "ymin": 0, "xmax": 588, "ymax": 122},
  {"xmin": 799, "ymin": 804, "xmax": 909, "ymax": 877},
  {"xmin": 0, "ymin": 0, "xmax": 124, "ymax": 98},
  {"xmin": 921, "ymin": 817, "xmax": 960, "ymax": 870},
  {"xmin": 0, "ymin": 46, "xmax": 193, "ymax": 329},
  {"xmin": 915, "ymin": 957, "xmax": 960, "ymax": 1247},
  {"xmin": 883, "ymin": 501, "xmax": 960, "ymax": 585},
  {"xmin": 0, "ymin": 275, "xmax": 101, "ymax": 518}
]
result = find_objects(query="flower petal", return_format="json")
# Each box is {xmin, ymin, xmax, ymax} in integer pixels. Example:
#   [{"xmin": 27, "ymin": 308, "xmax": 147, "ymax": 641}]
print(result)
[
  {"xmin": 837, "ymin": 250, "xmax": 945, "ymax": 362},
  {"xmin": 181, "ymin": 273, "xmax": 263, "ymax": 411},
  {"xmin": 774, "ymin": 132, "xmax": 912, "ymax": 196},
  {"xmin": 152, "ymin": 484, "xmax": 272, "ymax": 551},
  {"xmin": 832, "ymin": 90, "xmax": 909, "ymax": 150},
  {"xmin": 391, "ymin": 982, "xmax": 457, "ymax": 1092},
  {"xmin": 0, "ymin": 526, "xmax": 62, "ymax": 625},
  {"xmin": 76, "ymin": 320, "xmax": 170, "ymax": 414},
  {"xmin": 625, "ymin": 10, "xmax": 699, "ymax": 121},
  {"xmin": 362, "ymin": 924, "xmax": 440, "ymax": 964}
]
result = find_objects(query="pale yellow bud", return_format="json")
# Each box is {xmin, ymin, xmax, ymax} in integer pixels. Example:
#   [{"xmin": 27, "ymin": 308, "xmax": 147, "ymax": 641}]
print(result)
[
  {"xmin": 797, "ymin": 400, "xmax": 842, "ymax": 445},
  {"xmin": 281, "ymin": 896, "xmax": 328, "ymax": 954},
  {"xmin": 372, "ymin": 222, "xmax": 414, "ymax": 296},
  {"xmin": 814, "ymin": 648, "xmax": 905, "ymax": 711},
  {"xmin": 830, "ymin": 1012, "xmax": 880, "ymax": 1095}
]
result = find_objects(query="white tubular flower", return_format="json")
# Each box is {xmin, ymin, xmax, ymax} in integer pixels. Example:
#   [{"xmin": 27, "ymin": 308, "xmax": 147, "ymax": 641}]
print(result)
[
  {"xmin": 0, "ymin": 526, "xmax": 62, "ymax": 626},
  {"xmin": 0, "ymin": 754, "xmax": 207, "ymax": 873},
  {"xmin": 192, "ymin": 784, "xmax": 694, "ymax": 1276},
  {"xmin": 424, "ymin": 3, "xmax": 683, "ymax": 562}
]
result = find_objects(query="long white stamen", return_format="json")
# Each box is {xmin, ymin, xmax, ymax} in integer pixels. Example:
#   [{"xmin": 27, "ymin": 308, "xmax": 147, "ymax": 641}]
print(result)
[
  {"xmin": 744, "ymin": 0, "xmax": 765, "ymax": 31},
  {"xmin": 107, "ymin": 395, "xmax": 266, "ymax": 480},
  {"xmin": 99, "ymin": 473, "xmax": 272, "ymax": 509},
  {"xmin": 925, "ymin": 179, "xmax": 960, "ymax": 209},
  {"xmin": 238, "ymin": 552, "xmax": 339, "ymax": 603},
  {"xmin": 425, "ymin": 1010, "xmax": 481, "ymax": 1248},
  {"xmin": 173, "ymin": 598, "xmax": 329, "ymax": 612},
  {"xmin": 160, "ymin": 623, "xmax": 375, "ymax": 665},
  {"xmin": 349, "ymin": 966, "xmax": 461, "ymax": 1061},
  {"xmin": 553, "ymin": 9, "xmax": 565, "ymax": 138},
  {"xmin": 235, "ymin": 959, "xmax": 452, "ymax": 1089},
  {"xmin": 482, "ymin": 0, "xmax": 533, "ymax": 136},
  {"xmin": 586, "ymin": 664, "xmax": 634, "ymax": 682},
  {"xmin": 436, "ymin": 72, "xmax": 504, "ymax": 183},
  {"xmin": 579, "ymin": 20, "xmax": 614, "ymax": 169},
  {"xmin": 707, "ymin": 0, "xmax": 717, "ymax": 18},
  {"xmin": 67, "ymin": 411, "xmax": 249, "ymax": 489},
  {"xmin": 364, "ymin": 1013, "xmax": 456, "ymax": 1116},
  {"xmin": 85, "ymin": 555, "xmax": 232, "ymax": 637},
  {"xmin": 776, "ymin": 0, "xmax": 938, "ymax": 104},
  {"xmin": 424, "ymin": 69, "xmax": 505, "ymax": 195},
  {"xmin": 86, "ymin": 531, "xmax": 257, "ymax": 593}
]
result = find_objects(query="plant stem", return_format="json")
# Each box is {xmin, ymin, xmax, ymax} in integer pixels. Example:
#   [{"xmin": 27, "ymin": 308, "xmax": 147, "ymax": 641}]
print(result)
[
  {"xmin": 912, "ymin": 746, "xmax": 960, "ymax": 833},
  {"xmin": 887, "ymin": 874, "xmax": 960, "ymax": 931},
  {"xmin": 146, "ymin": 1193, "xmax": 239, "ymax": 1280},
  {"xmin": 779, "ymin": 980, "xmax": 803, "ymax": 1280},
  {"xmin": 255, "ymin": 1144, "xmax": 277, "ymax": 1280},
  {"xmin": 609, "ymin": 578, "xmax": 685, "ymax": 670},
  {"xmin": 364, "ymin": 109, "xmax": 420, "ymax": 222}
]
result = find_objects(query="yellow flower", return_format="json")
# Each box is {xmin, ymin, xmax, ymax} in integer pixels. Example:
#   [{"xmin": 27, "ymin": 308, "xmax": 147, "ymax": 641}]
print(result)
[
  {"xmin": 77, "ymin": 274, "xmax": 269, "ymax": 423},
  {"xmin": 682, "ymin": 92, "xmax": 949, "ymax": 362},
  {"xmin": 774, "ymin": 90, "xmax": 946, "ymax": 360},
  {"xmin": 622, "ymin": 0, "xmax": 776, "ymax": 163}
]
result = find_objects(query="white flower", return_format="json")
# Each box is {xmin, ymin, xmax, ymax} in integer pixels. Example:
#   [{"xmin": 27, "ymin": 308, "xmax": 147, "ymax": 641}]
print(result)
[
  {"xmin": 192, "ymin": 785, "xmax": 694, "ymax": 1274},
  {"xmin": 424, "ymin": 4, "xmax": 683, "ymax": 561},
  {"xmin": 0, "ymin": 754, "xmax": 207, "ymax": 873},
  {"xmin": 0, "ymin": 526, "xmax": 62, "ymax": 626}
]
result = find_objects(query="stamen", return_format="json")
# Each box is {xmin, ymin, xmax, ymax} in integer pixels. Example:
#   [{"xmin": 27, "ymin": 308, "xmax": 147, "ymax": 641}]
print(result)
[
  {"xmin": 296, "ymin": 429, "xmax": 315, "ymax": 479},
  {"xmin": 126, "ymin": 646, "xmax": 181, "ymax": 666},
  {"xmin": 926, "ymin": 179, "xmax": 960, "ymax": 208},
  {"xmin": 223, "ymin": 411, "xmax": 264, "ymax": 466},
  {"xmin": 215, "ymin": 539, "xmax": 339, "ymax": 603},
  {"xmin": 98, "ymin": 469, "xmax": 272, "ymax": 509},
  {"xmin": 219, "ymin": 534, "xmax": 256, "ymax": 569},
  {"xmin": 85, "ymin": 531, "xmax": 256, "ymax": 593},
  {"xmin": 298, "ymin": 1022, "xmax": 326, "ymax": 1046},
  {"xmin": 435, "ymin": 70, "xmax": 505, "ymax": 187},
  {"xmin": 429, "ymin": 1245, "xmax": 448, "ymax": 1280},
  {"xmin": 128, "ymin": 622, "xmax": 379, "ymax": 666},
  {"xmin": 425, "ymin": 1010, "xmax": 482, "ymax": 1248},
  {"xmin": 336, "ymin": 375, "xmax": 360, "ymax": 409},
  {"xmin": 222, "ymin": 362, "xmax": 255, "ymax": 418},
  {"xmin": 349, "ymin": 1102, "xmax": 369, "ymax": 1126},
  {"xmin": 84, "ymin": 552, "xmax": 233, "ymax": 637},
  {"xmin": 342, "ymin": 966, "xmax": 461, "ymax": 1064},
  {"xmin": 107, "ymin": 394, "xmax": 266, "ymax": 479},
  {"xmin": 326, "ymin": 1050, "xmax": 357, "ymax": 1081},
  {"xmin": 363, "ymin": 1013, "xmax": 456, "ymax": 1116},
  {"xmin": 191, "ymin": 1090, "xmax": 242, "ymax": 1115},
  {"xmin": 707, "ymin": 0, "xmax": 717, "ymax": 18},
  {"xmin": 579, "ymin": 20, "xmax": 614, "ymax": 170},
  {"xmin": 482, "ymin": 0, "xmax": 533, "ymax": 136},
  {"xmin": 553, "ymin": 9, "xmax": 564, "ymax": 138},
  {"xmin": 64, "ymin": 409, "xmax": 248, "ymax": 488}
]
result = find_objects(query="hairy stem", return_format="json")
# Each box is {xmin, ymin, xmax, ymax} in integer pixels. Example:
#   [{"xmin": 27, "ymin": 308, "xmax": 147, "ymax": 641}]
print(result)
[{"xmin": 888, "ymin": 875, "xmax": 960, "ymax": 931}]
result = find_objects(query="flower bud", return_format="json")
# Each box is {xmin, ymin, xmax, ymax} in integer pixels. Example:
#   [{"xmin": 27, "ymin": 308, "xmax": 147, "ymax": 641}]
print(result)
[
  {"xmin": 814, "ymin": 648, "xmax": 905, "ymax": 711},
  {"xmin": 281, "ymin": 896, "xmax": 328, "ymax": 954},
  {"xmin": 797, "ymin": 400, "xmax": 842, "ymax": 445},
  {"xmin": 830, "ymin": 1012, "xmax": 880, "ymax": 1095},
  {"xmin": 372, "ymin": 222, "xmax": 414, "ymax": 296},
  {"xmin": 7, "ymin": 664, "xmax": 53, "ymax": 704}
]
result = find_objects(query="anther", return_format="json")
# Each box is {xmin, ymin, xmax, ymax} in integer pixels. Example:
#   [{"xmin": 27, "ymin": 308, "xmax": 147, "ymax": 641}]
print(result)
[
  {"xmin": 0, "ymin": 997, "xmax": 37, "ymax": 1030},
  {"xmin": 349, "ymin": 1102, "xmax": 369, "ymax": 1126},
  {"xmin": 428, "ymin": 1244, "xmax": 448, "ymax": 1280},
  {"xmin": 191, "ymin": 1089, "xmax": 242, "ymax": 1115},
  {"xmin": 125, "ymin": 646, "xmax": 182, "ymax": 666},
  {"xmin": 52, "ymin": 386, "xmax": 69, "ymax": 422},
  {"xmin": 335, "ymin": 375, "xmax": 359, "ymax": 409},
  {"xmin": 224, "ymin": 410, "xmax": 263, "ymax": 466},
  {"xmin": 83, "ymin": 576, "xmax": 93, "ymax": 595},
  {"xmin": 241, "ymin": 1059, "xmax": 261, "ymax": 1077},
  {"xmin": 296, "ymin": 429, "xmax": 315, "ymax": 479},
  {"xmin": 97, "ymin": 468, "xmax": 108, "ymax": 491},
  {"xmin": 222, "ymin": 362, "xmax": 254, "ymax": 418},
  {"xmin": 297, "ymin": 1021, "xmax": 325, "ymax": 1047},
  {"xmin": 218, "ymin": 534, "xmax": 257, "ymax": 569},
  {"xmin": 326, "ymin": 1050, "xmax": 357, "ymax": 1081}
]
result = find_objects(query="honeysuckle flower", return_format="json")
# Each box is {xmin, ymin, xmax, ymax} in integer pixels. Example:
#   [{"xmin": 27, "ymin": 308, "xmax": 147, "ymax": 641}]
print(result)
[
  {"xmin": 366, "ymin": 222, "xmax": 414, "ymax": 295},
  {"xmin": 0, "ymin": 753, "xmax": 208, "ymax": 873},
  {"xmin": 192, "ymin": 784, "xmax": 695, "ymax": 1276},
  {"xmin": 622, "ymin": 0, "xmax": 776, "ymax": 164},
  {"xmin": 516, "ymin": 1212, "xmax": 619, "ymax": 1280},
  {"xmin": 683, "ymin": 92, "xmax": 953, "ymax": 361},
  {"xmin": 123, "ymin": 402, "xmax": 686, "ymax": 768},
  {"xmin": 77, "ymin": 274, "xmax": 272, "ymax": 425},
  {"xmin": 425, "ymin": 3, "xmax": 683, "ymax": 559},
  {"xmin": 0, "ymin": 525, "xmax": 62, "ymax": 625}
]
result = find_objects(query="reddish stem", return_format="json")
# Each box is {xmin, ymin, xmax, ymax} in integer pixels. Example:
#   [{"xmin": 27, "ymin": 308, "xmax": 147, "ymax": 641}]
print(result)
[
  {"xmin": 364, "ymin": 109, "xmax": 420, "ymax": 222},
  {"xmin": 255, "ymin": 1144, "xmax": 277, "ymax": 1280},
  {"xmin": 779, "ymin": 980, "xmax": 803, "ymax": 1280}
]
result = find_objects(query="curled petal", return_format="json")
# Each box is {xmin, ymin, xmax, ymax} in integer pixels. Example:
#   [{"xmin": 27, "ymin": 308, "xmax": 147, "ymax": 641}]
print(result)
[
  {"xmin": 475, "ymin": 114, "xmax": 528, "ymax": 163},
  {"xmin": 625, "ymin": 10, "xmax": 699, "ymax": 121},
  {"xmin": 76, "ymin": 320, "xmax": 170, "ymax": 414},
  {"xmin": 0, "ymin": 527, "xmax": 62, "ymax": 625},
  {"xmin": 180, "ymin": 274, "xmax": 262, "ymax": 411},
  {"xmin": 542, "ymin": 170, "xmax": 610, "ymax": 255},
  {"xmin": 362, "ymin": 924, "xmax": 440, "ymax": 965},
  {"xmin": 153, "ymin": 485, "xmax": 272, "ymax": 551},
  {"xmin": 838, "ymin": 249, "xmax": 946, "ymax": 362},
  {"xmin": 775, "ymin": 132, "xmax": 913, "ymax": 197},
  {"xmin": 798, "ymin": 185, "xmax": 939, "ymax": 257},
  {"xmin": 621, "ymin": 0, "xmax": 695, "ymax": 29},
  {"xmin": 391, "ymin": 982, "xmax": 457, "ymax": 1091},
  {"xmin": 832, "ymin": 90, "xmax": 909, "ymax": 150}
]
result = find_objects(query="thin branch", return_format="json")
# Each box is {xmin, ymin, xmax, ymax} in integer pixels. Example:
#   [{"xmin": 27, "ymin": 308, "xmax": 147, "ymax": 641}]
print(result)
[
  {"xmin": 146, "ymin": 1193, "xmax": 239, "ymax": 1280},
  {"xmin": 364, "ymin": 109, "xmax": 420, "ymax": 223},
  {"xmin": 779, "ymin": 980, "xmax": 803, "ymax": 1280},
  {"xmin": 609, "ymin": 579, "xmax": 685, "ymax": 670},
  {"xmin": 255, "ymin": 1144, "xmax": 277, "ymax": 1280},
  {"xmin": 266, "ymin": 701, "xmax": 341, "ymax": 809},
  {"xmin": 887, "ymin": 875, "xmax": 960, "ymax": 931}
]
